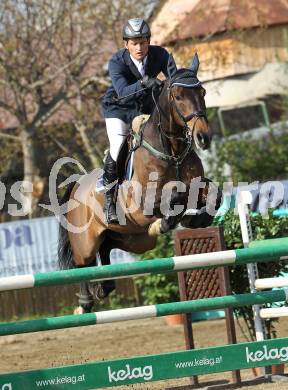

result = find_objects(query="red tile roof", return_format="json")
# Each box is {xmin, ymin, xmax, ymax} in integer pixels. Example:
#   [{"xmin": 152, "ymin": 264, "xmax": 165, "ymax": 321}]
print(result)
[{"xmin": 152, "ymin": 0, "xmax": 288, "ymax": 44}]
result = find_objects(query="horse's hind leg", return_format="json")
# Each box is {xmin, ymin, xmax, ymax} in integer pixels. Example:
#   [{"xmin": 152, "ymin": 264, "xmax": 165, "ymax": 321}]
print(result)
[
  {"xmin": 80, "ymin": 243, "xmax": 115, "ymax": 304},
  {"xmin": 74, "ymin": 243, "xmax": 115, "ymax": 314},
  {"xmin": 74, "ymin": 261, "xmax": 97, "ymax": 314},
  {"xmin": 75, "ymin": 281, "xmax": 94, "ymax": 314},
  {"xmin": 97, "ymin": 243, "xmax": 116, "ymax": 298}
]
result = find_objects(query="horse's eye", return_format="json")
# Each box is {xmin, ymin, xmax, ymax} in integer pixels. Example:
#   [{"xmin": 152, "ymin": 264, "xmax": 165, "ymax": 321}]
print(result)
[{"xmin": 175, "ymin": 95, "xmax": 181, "ymax": 101}]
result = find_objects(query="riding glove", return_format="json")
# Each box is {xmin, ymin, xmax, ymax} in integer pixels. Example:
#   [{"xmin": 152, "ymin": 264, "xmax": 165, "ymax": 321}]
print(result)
[{"xmin": 141, "ymin": 76, "xmax": 163, "ymax": 89}]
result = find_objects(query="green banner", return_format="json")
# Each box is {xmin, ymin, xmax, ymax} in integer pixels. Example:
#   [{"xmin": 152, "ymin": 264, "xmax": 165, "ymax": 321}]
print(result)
[{"xmin": 1, "ymin": 338, "xmax": 288, "ymax": 389}]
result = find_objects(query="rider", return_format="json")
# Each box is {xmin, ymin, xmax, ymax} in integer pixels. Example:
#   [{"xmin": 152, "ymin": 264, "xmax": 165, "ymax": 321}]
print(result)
[{"xmin": 101, "ymin": 17, "xmax": 176, "ymax": 225}]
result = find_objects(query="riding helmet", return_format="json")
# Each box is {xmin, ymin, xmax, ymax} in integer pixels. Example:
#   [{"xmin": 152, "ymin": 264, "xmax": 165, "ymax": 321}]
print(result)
[{"xmin": 122, "ymin": 18, "xmax": 151, "ymax": 40}]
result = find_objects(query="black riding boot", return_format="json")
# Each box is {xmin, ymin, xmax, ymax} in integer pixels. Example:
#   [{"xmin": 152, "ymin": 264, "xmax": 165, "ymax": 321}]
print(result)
[{"xmin": 103, "ymin": 152, "xmax": 119, "ymax": 224}]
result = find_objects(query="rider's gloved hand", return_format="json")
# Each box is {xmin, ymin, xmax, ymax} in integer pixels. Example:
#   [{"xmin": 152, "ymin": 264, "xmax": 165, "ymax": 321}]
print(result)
[{"xmin": 141, "ymin": 76, "xmax": 163, "ymax": 89}]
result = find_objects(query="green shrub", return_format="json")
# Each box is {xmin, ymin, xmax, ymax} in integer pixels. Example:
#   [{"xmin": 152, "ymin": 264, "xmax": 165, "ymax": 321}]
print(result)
[
  {"xmin": 135, "ymin": 233, "xmax": 179, "ymax": 305},
  {"xmin": 219, "ymin": 210, "xmax": 288, "ymax": 340},
  {"xmin": 208, "ymin": 132, "xmax": 288, "ymax": 183}
]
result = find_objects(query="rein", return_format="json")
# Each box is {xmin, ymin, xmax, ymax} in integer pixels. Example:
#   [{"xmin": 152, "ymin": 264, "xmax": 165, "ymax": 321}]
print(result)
[{"xmin": 113, "ymin": 86, "xmax": 151, "ymax": 101}]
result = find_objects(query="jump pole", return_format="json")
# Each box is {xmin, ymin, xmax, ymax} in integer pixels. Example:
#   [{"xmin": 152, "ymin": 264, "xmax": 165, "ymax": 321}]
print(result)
[
  {"xmin": 256, "ymin": 278, "xmax": 288, "ymax": 319},
  {"xmin": 0, "ymin": 289, "xmax": 287, "ymax": 336},
  {"xmin": 260, "ymin": 307, "xmax": 288, "ymax": 319},
  {"xmin": 1, "ymin": 237, "xmax": 288, "ymax": 388},
  {"xmin": 255, "ymin": 277, "xmax": 288, "ymax": 290},
  {"xmin": 1, "ymin": 239, "xmax": 288, "ymax": 292}
]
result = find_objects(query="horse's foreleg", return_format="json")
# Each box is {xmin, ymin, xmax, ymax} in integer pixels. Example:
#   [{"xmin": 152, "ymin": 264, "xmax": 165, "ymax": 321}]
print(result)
[
  {"xmin": 181, "ymin": 178, "xmax": 223, "ymax": 228},
  {"xmin": 148, "ymin": 188, "xmax": 186, "ymax": 235},
  {"xmin": 148, "ymin": 218, "xmax": 162, "ymax": 236},
  {"xmin": 148, "ymin": 213, "xmax": 184, "ymax": 236},
  {"xmin": 160, "ymin": 212, "xmax": 185, "ymax": 233}
]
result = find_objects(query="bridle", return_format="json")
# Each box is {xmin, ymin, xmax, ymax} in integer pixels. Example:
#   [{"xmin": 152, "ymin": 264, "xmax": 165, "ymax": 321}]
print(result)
[
  {"xmin": 167, "ymin": 71, "xmax": 207, "ymax": 134},
  {"xmin": 169, "ymin": 89, "xmax": 206, "ymax": 128},
  {"xmin": 133, "ymin": 71, "xmax": 208, "ymax": 179}
]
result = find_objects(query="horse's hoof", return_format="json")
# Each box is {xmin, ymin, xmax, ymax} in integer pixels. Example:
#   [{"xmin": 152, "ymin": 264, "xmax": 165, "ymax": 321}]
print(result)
[
  {"xmin": 73, "ymin": 306, "xmax": 85, "ymax": 315},
  {"xmin": 148, "ymin": 219, "xmax": 162, "ymax": 236},
  {"xmin": 88, "ymin": 282, "xmax": 113, "ymax": 301}
]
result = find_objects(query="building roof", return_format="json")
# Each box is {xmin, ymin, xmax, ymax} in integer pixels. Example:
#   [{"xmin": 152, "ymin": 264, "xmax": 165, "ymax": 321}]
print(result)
[{"xmin": 151, "ymin": 0, "xmax": 288, "ymax": 45}]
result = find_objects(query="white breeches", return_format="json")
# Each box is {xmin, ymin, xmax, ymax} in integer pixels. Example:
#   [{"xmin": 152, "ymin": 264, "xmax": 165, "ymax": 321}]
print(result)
[{"xmin": 105, "ymin": 118, "xmax": 130, "ymax": 161}]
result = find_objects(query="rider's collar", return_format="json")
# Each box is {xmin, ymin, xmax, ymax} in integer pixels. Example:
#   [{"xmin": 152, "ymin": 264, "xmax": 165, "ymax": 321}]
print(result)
[{"xmin": 130, "ymin": 54, "xmax": 147, "ymax": 67}]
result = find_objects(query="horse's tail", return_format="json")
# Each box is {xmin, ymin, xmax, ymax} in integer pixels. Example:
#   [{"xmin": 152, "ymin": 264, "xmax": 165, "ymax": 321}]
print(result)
[{"xmin": 58, "ymin": 181, "xmax": 76, "ymax": 270}]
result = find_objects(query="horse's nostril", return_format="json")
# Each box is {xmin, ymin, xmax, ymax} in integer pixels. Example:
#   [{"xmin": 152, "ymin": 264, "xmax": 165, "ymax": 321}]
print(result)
[
  {"xmin": 197, "ymin": 133, "xmax": 207, "ymax": 143},
  {"xmin": 194, "ymin": 130, "xmax": 211, "ymax": 150},
  {"xmin": 196, "ymin": 132, "xmax": 211, "ymax": 149},
  {"xmin": 197, "ymin": 133, "xmax": 204, "ymax": 142}
]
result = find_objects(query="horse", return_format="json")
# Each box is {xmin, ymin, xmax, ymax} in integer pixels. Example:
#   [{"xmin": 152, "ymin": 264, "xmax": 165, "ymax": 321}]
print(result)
[{"xmin": 58, "ymin": 54, "xmax": 222, "ymax": 313}]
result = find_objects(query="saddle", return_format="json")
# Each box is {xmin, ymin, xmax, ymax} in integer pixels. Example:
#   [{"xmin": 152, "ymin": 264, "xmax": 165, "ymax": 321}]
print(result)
[
  {"xmin": 116, "ymin": 114, "xmax": 150, "ymax": 182},
  {"xmin": 95, "ymin": 115, "xmax": 150, "ymax": 193}
]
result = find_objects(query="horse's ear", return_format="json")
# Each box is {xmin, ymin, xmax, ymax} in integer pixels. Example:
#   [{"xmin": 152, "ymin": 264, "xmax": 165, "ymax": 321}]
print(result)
[
  {"xmin": 167, "ymin": 53, "xmax": 177, "ymax": 79},
  {"xmin": 190, "ymin": 52, "xmax": 200, "ymax": 75}
]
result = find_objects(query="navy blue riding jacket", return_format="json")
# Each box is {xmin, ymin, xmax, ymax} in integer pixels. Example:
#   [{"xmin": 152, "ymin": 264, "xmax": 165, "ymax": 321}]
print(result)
[{"xmin": 101, "ymin": 45, "xmax": 173, "ymax": 123}]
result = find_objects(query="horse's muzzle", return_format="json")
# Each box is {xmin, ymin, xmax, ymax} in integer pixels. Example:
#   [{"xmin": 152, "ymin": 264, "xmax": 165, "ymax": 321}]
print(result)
[{"xmin": 194, "ymin": 130, "xmax": 211, "ymax": 150}]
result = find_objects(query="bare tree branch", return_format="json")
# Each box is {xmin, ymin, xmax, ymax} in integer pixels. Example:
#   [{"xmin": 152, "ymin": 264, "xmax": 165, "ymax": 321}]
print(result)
[
  {"xmin": 46, "ymin": 133, "xmax": 69, "ymax": 153},
  {"xmin": 32, "ymin": 75, "xmax": 109, "ymax": 129},
  {"xmin": 0, "ymin": 0, "xmax": 150, "ymax": 213},
  {"xmin": 28, "ymin": 44, "xmax": 99, "ymax": 90},
  {"xmin": 0, "ymin": 131, "xmax": 20, "ymax": 141},
  {"xmin": 0, "ymin": 100, "xmax": 18, "ymax": 117}
]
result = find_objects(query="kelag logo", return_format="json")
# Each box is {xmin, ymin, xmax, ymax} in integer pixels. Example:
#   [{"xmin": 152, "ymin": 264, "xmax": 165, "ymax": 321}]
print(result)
[
  {"xmin": 1, "ymin": 383, "xmax": 12, "ymax": 390},
  {"xmin": 246, "ymin": 345, "xmax": 288, "ymax": 363},
  {"xmin": 108, "ymin": 364, "xmax": 153, "ymax": 383}
]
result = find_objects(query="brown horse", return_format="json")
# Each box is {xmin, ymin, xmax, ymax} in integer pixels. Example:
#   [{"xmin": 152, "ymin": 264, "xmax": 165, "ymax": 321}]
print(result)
[{"xmin": 58, "ymin": 54, "xmax": 221, "ymax": 312}]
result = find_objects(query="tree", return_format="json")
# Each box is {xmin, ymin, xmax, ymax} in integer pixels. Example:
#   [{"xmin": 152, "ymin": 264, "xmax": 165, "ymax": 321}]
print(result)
[
  {"xmin": 0, "ymin": 0, "xmax": 153, "ymax": 216},
  {"xmin": 0, "ymin": 1, "xmax": 107, "ymax": 215}
]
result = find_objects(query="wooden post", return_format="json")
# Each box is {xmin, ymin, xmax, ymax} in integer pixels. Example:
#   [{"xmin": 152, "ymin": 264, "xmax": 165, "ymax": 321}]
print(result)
[{"xmin": 174, "ymin": 226, "xmax": 241, "ymax": 386}]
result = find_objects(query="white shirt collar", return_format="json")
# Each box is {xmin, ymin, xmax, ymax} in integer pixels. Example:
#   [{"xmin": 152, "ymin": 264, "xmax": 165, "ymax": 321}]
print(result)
[{"xmin": 130, "ymin": 55, "xmax": 147, "ymax": 67}]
